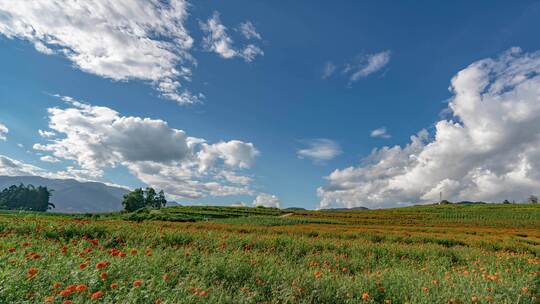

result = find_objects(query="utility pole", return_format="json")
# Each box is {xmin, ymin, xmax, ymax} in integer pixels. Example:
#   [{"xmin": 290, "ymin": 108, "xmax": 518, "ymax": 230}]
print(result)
[{"xmin": 439, "ymin": 191, "xmax": 442, "ymax": 204}]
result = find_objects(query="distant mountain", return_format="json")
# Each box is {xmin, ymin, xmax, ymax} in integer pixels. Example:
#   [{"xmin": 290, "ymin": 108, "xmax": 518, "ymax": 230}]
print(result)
[
  {"xmin": 320, "ymin": 206, "xmax": 369, "ymax": 211},
  {"xmin": 0, "ymin": 176, "xmax": 129, "ymax": 213}
]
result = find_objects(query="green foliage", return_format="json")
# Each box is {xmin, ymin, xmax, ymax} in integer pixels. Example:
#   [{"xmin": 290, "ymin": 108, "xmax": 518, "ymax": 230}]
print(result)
[
  {"xmin": 123, "ymin": 205, "xmax": 285, "ymax": 222},
  {"xmin": 122, "ymin": 187, "xmax": 167, "ymax": 212},
  {"xmin": 0, "ymin": 184, "xmax": 54, "ymax": 212},
  {"xmin": 0, "ymin": 207, "xmax": 538, "ymax": 303}
]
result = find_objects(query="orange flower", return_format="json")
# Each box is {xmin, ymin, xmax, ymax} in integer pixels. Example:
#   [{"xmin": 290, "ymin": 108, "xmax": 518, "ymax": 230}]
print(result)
[
  {"xmin": 8, "ymin": 248, "xmax": 16, "ymax": 252},
  {"xmin": 522, "ymin": 287, "xmax": 529, "ymax": 293},
  {"xmin": 79, "ymin": 263, "xmax": 87, "ymax": 270},
  {"xmin": 110, "ymin": 283, "xmax": 118, "ymax": 289},
  {"xmin": 90, "ymin": 291, "xmax": 103, "ymax": 299},
  {"xmin": 28, "ymin": 267, "xmax": 38, "ymax": 276},
  {"xmin": 59, "ymin": 290, "xmax": 72, "ymax": 297},
  {"xmin": 130, "ymin": 249, "xmax": 138, "ymax": 255},
  {"xmin": 63, "ymin": 300, "xmax": 74, "ymax": 304},
  {"xmin": 66, "ymin": 285, "xmax": 77, "ymax": 292},
  {"xmin": 89, "ymin": 239, "xmax": 99, "ymax": 246},
  {"xmin": 76, "ymin": 284, "xmax": 88, "ymax": 292},
  {"xmin": 313, "ymin": 271, "xmax": 321, "ymax": 279},
  {"xmin": 44, "ymin": 296, "xmax": 55, "ymax": 303},
  {"xmin": 95, "ymin": 261, "xmax": 109, "ymax": 269},
  {"xmin": 199, "ymin": 290, "xmax": 208, "ymax": 297},
  {"xmin": 422, "ymin": 287, "xmax": 429, "ymax": 293},
  {"xmin": 53, "ymin": 282, "xmax": 62, "ymax": 289},
  {"xmin": 100, "ymin": 272, "xmax": 108, "ymax": 280},
  {"xmin": 27, "ymin": 267, "xmax": 38, "ymax": 279},
  {"xmin": 471, "ymin": 296, "xmax": 479, "ymax": 303},
  {"xmin": 361, "ymin": 292, "xmax": 369, "ymax": 301},
  {"xmin": 162, "ymin": 274, "xmax": 169, "ymax": 281},
  {"xmin": 432, "ymin": 280, "xmax": 439, "ymax": 285},
  {"xmin": 133, "ymin": 280, "xmax": 143, "ymax": 287}
]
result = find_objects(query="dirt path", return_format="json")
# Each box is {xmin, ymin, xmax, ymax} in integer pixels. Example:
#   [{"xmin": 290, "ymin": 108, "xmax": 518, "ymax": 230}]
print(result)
[{"xmin": 280, "ymin": 213, "xmax": 294, "ymax": 217}]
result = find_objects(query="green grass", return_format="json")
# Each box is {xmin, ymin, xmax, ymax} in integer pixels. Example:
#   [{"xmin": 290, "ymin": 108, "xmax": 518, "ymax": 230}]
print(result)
[{"xmin": 0, "ymin": 204, "xmax": 538, "ymax": 303}]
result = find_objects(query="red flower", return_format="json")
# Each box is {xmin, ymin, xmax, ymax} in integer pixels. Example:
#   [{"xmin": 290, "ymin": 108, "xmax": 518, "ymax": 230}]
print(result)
[
  {"xmin": 75, "ymin": 284, "xmax": 88, "ymax": 292},
  {"xmin": 90, "ymin": 291, "xmax": 103, "ymax": 299}
]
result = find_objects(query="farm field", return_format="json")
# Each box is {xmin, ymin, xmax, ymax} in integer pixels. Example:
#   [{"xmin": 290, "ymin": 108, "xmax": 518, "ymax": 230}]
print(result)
[{"xmin": 0, "ymin": 204, "xmax": 538, "ymax": 303}]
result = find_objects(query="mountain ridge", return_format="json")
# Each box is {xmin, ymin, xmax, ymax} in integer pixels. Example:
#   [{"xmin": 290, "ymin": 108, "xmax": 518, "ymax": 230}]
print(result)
[{"xmin": 0, "ymin": 176, "xmax": 128, "ymax": 213}]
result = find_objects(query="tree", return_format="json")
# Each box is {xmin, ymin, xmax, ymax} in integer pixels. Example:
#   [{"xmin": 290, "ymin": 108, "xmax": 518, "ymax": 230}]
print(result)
[
  {"xmin": 122, "ymin": 188, "xmax": 145, "ymax": 212},
  {"xmin": 528, "ymin": 195, "xmax": 538, "ymax": 204},
  {"xmin": 122, "ymin": 187, "xmax": 167, "ymax": 212},
  {"xmin": 503, "ymin": 199, "xmax": 510, "ymax": 204},
  {"xmin": 0, "ymin": 184, "xmax": 54, "ymax": 211},
  {"xmin": 155, "ymin": 190, "xmax": 167, "ymax": 208},
  {"xmin": 145, "ymin": 187, "xmax": 156, "ymax": 208}
]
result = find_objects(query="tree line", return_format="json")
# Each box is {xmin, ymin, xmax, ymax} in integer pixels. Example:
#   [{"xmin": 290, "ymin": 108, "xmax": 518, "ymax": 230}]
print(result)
[
  {"xmin": 122, "ymin": 187, "xmax": 167, "ymax": 212},
  {"xmin": 0, "ymin": 184, "xmax": 54, "ymax": 211}
]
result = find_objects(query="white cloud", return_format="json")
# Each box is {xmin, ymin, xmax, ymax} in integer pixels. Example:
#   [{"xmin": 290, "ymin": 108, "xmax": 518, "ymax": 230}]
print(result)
[
  {"xmin": 370, "ymin": 127, "xmax": 391, "ymax": 139},
  {"xmin": 220, "ymin": 170, "xmax": 252, "ymax": 185},
  {"xmin": 200, "ymin": 12, "xmax": 236, "ymax": 59},
  {"xmin": 0, "ymin": 122, "xmax": 8, "ymax": 140},
  {"xmin": 239, "ymin": 21, "xmax": 261, "ymax": 40},
  {"xmin": 32, "ymin": 95, "xmax": 259, "ymax": 199},
  {"xmin": 322, "ymin": 62, "xmax": 337, "ymax": 79},
  {"xmin": 240, "ymin": 44, "xmax": 264, "ymax": 63},
  {"xmin": 346, "ymin": 51, "xmax": 391, "ymax": 82},
  {"xmin": 40, "ymin": 155, "xmax": 60, "ymax": 163},
  {"xmin": 200, "ymin": 12, "xmax": 263, "ymax": 62},
  {"xmin": 252, "ymin": 193, "xmax": 281, "ymax": 208},
  {"xmin": 318, "ymin": 48, "xmax": 540, "ymax": 209},
  {"xmin": 0, "ymin": 155, "xmax": 49, "ymax": 177},
  {"xmin": 38, "ymin": 129, "xmax": 56, "ymax": 138},
  {"xmin": 0, "ymin": 0, "xmax": 202, "ymax": 104},
  {"xmin": 297, "ymin": 139, "xmax": 342, "ymax": 163}
]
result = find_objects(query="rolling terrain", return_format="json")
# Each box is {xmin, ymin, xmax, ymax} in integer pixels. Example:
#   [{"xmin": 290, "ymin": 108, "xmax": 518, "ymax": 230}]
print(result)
[{"xmin": 0, "ymin": 204, "xmax": 538, "ymax": 303}]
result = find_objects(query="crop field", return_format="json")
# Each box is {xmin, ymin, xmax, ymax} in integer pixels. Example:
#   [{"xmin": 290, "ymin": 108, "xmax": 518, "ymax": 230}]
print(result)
[{"xmin": 0, "ymin": 204, "xmax": 538, "ymax": 303}]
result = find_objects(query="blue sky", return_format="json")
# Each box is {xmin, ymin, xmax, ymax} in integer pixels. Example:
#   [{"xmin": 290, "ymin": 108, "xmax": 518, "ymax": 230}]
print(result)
[{"xmin": 1, "ymin": 1, "xmax": 540, "ymax": 209}]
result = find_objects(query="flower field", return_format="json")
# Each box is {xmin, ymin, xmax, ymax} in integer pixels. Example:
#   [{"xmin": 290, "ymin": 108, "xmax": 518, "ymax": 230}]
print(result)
[{"xmin": 0, "ymin": 204, "xmax": 538, "ymax": 303}]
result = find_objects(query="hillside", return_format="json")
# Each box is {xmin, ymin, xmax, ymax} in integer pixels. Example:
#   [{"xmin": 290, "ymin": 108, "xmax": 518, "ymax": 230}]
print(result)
[{"xmin": 0, "ymin": 176, "xmax": 128, "ymax": 213}]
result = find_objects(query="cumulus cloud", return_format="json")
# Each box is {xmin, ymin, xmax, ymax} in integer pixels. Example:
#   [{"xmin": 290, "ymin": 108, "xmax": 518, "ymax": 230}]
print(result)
[
  {"xmin": 252, "ymin": 193, "xmax": 281, "ymax": 208},
  {"xmin": 319, "ymin": 48, "xmax": 540, "ymax": 209},
  {"xmin": 200, "ymin": 12, "xmax": 263, "ymax": 62},
  {"xmin": 0, "ymin": 155, "xmax": 48, "ymax": 177},
  {"xmin": 0, "ymin": 122, "xmax": 8, "ymax": 140},
  {"xmin": 32, "ymin": 95, "xmax": 259, "ymax": 199},
  {"xmin": 0, "ymin": 0, "xmax": 202, "ymax": 104},
  {"xmin": 40, "ymin": 155, "xmax": 60, "ymax": 163},
  {"xmin": 370, "ymin": 127, "xmax": 391, "ymax": 139},
  {"xmin": 297, "ymin": 139, "xmax": 342, "ymax": 163},
  {"xmin": 38, "ymin": 129, "xmax": 56, "ymax": 138}
]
